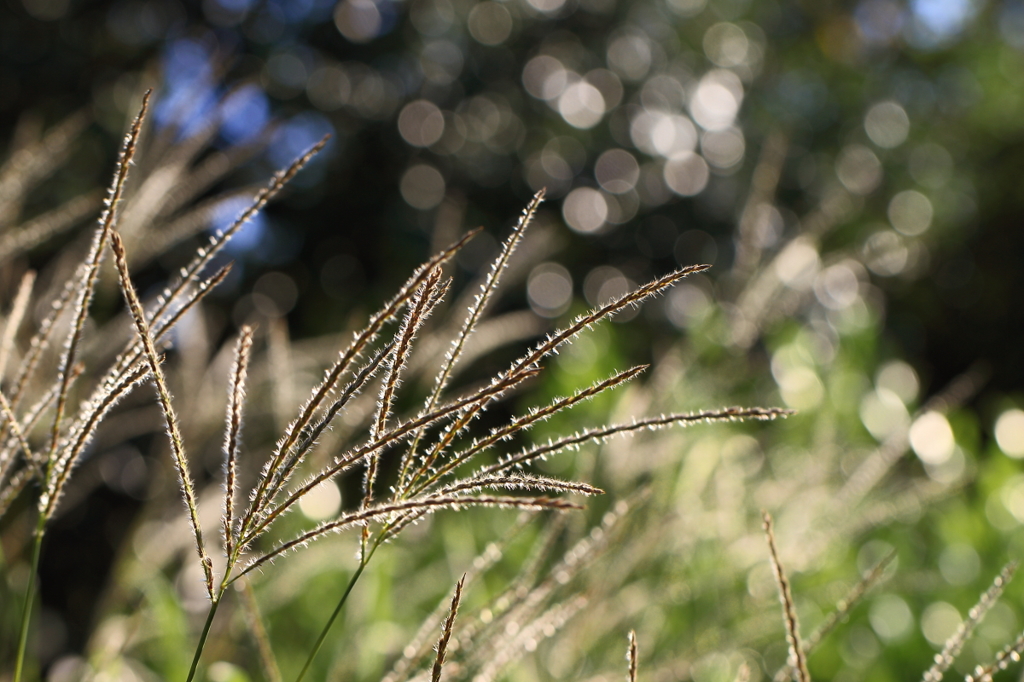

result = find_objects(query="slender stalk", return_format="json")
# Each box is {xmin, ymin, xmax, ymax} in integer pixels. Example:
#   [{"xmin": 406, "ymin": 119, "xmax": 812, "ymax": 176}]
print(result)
[
  {"xmin": 185, "ymin": 598, "xmax": 222, "ymax": 682},
  {"xmin": 14, "ymin": 517, "xmax": 45, "ymax": 682},
  {"xmin": 763, "ymin": 511, "xmax": 810, "ymax": 682},
  {"xmin": 294, "ymin": 539, "xmax": 383, "ymax": 682},
  {"xmin": 240, "ymin": 579, "xmax": 283, "ymax": 682}
]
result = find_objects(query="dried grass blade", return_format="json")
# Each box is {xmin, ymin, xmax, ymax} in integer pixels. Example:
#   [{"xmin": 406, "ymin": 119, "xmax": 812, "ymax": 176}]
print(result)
[
  {"xmin": 512, "ymin": 264, "xmax": 709, "ymax": 374},
  {"xmin": 481, "ymin": 406, "xmax": 792, "ymax": 475},
  {"xmin": 0, "ymin": 111, "xmax": 89, "ymax": 226},
  {"xmin": 4, "ymin": 279, "xmax": 75, "ymax": 419},
  {"xmin": 46, "ymin": 91, "xmax": 150, "ymax": 466},
  {"xmin": 3, "ymin": 364, "xmax": 81, "ymax": 471},
  {"xmin": 837, "ymin": 366, "xmax": 985, "ymax": 511},
  {"xmin": 458, "ymin": 501, "xmax": 632, "ymax": 680},
  {"xmin": 383, "ymin": 514, "xmax": 533, "ymax": 682},
  {"xmin": 160, "ymin": 128, "xmax": 272, "ymax": 219},
  {"xmin": 374, "ymin": 269, "xmax": 446, "ymax": 441},
  {"xmin": 110, "ymin": 231, "xmax": 214, "ymax": 598},
  {"xmin": 224, "ymin": 326, "xmax": 254, "ymax": 558},
  {"xmin": 807, "ymin": 550, "xmax": 895, "ymax": 651},
  {"xmin": 54, "ymin": 265, "xmax": 232, "ymax": 482},
  {"xmin": 240, "ymin": 578, "xmax": 283, "ymax": 682},
  {"xmin": 432, "ymin": 574, "xmax": 466, "ymax": 682},
  {"xmin": 503, "ymin": 513, "xmax": 567, "ymax": 603},
  {"xmin": 266, "ymin": 342, "xmax": 394, "ymax": 507},
  {"xmin": 924, "ymin": 561, "xmax": 1017, "ymax": 682},
  {"xmin": 774, "ymin": 550, "xmax": 895, "ymax": 682},
  {"xmin": 0, "ymin": 278, "xmax": 74, "ymax": 448},
  {"xmin": 763, "ymin": 511, "xmax": 810, "ymax": 682},
  {"xmin": 627, "ymin": 631, "xmax": 638, "ymax": 682},
  {"xmin": 240, "ymin": 494, "xmax": 579, "ymax": 578},
  {"xmin": 0, "ymin": 270, "xmax": 35, "ymax": 385},
  {"xmin": 468, "ymin": 595, "xmax": 587, "ymax": 682},
  {"xmin": 103, "ymin": 150, "xmax": 290, "ymax": 376},
  {"xmin": 0, "ymin": 390, "xmax": 36, "ymax": 476},
  {"xmin": 131, "ymin": 188, "xmax": 259, "ymax": 268},
  {"xmin": 0, "ymin": 466, "xmax": 34, "ymax": 519},
  {"xmin": 102, "ymin": 263, "xmax": 233, "ymax": 391}
]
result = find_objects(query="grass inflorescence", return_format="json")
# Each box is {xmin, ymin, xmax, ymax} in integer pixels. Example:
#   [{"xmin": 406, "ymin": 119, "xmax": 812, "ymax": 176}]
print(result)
[
  {"xmin": 3, "ymin": 85, "xmax": 1016, "ymax": 682},
  {"xmin": 0, "ymin": 92, "xmax": 790, "ymax": 681}
]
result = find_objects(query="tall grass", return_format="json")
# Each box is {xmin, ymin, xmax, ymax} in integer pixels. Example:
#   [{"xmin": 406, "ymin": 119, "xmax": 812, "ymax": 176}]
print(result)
[
  {"xmin": 0, "ymin": 87, "xmax": 1020, "ymax": 682},
  {"xmin": 0, "ymin": 93, "xmax": 788, "ymax": 681}
]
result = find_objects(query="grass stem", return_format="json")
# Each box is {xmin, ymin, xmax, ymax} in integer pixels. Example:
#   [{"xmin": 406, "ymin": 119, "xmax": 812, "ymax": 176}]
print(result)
[
  {"xmin": 295, "ymin": 538, "xmax": 383, "ymax": 682},
  {"xmin": 186, "ymin": 598, "xmax": 222, "ymax": 682},
  {"xmin": 14, "ymin": 517, "xmax": 45, "ymax": 682}
]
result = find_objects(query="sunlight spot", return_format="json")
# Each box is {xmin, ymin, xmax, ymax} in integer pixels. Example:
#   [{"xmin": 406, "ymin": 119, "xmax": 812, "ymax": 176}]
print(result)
[
  {"xmin": 909, "ymin": 411, "xmax": 955, "ymax": 465},
  {"xmin": 888, "ymin": 190, "xmax": 933, "ymax": 236},
  {"xmin": 299, "ymin": 481, "xmax": 341, "ymax": 521},
  {"xmin": 528, "ymin": 263, "xmax": 573, "ymax": 317},
  {"xmin": 870, "ymin": 595, "xmax": 913, "ymax": 642},
  {"xmin": 921, "ymin": 602, "xmax": 961, "ymax": 646},
  {"xmin": 996, "ymin": 409, "xmax": 1024, "ymax": 458},
  {"xmin": 864, "ymin": 101, "xmax": 910, "ymax": 148}
]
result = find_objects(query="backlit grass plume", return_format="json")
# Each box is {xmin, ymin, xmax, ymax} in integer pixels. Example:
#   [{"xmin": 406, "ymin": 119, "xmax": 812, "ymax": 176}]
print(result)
[
  {"xmin": 102, "ymin": 171, "xmax": 787, "ymax": 678},
  {"xmin": 2, "ymin": 90, "xmax": 791, "ymax": 682},
  {"xmin": 0, "ymin": 91, "xmax": 324, "ymax": 682}
]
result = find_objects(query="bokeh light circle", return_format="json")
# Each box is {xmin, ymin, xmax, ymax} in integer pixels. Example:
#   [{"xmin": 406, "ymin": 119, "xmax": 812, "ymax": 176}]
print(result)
[
  {"xmin": 663, "ymin": 153, "xmax": 709, "ymax": 196},
  {"xmin": 334, "ymin": 0, "xmax": 382, "ymax": 43},
  {"xmin": 397, "ymin": 99, "xmax": 445, "ymax": 147},
  {"xmin": 562, "ymin": 187, "xmax": 609, "ymax": 233},
  {"xmin": 400, "ymin": 164, "xmax": 446, "ymax": 209}
]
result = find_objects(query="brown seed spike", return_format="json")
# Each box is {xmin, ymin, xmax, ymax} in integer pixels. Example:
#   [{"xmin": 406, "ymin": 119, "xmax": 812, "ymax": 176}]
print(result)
[
  {"xmin": 762, "ymin": 511, "xmax": 810, "ymax": 682},
  {"xmin": 432, "ymin": 574, "xmax": 465, "ymax": 682},
  {"xmin": 224, "ymin": 326, "xmax": 255, "ymax": 559},
  {"xmin": 46, "ymin": 90, "xmax": 151, "ymax": 469},
  {"xmin": 110, "ymin": 230, "xmax": 214, "ymax": 600}
]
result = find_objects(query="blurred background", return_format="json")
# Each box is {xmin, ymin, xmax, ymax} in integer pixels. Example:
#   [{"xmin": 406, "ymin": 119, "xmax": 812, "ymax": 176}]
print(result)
[{"xmin": 2, "ymin": 0, "xmax": 1024, "ymax": 680}]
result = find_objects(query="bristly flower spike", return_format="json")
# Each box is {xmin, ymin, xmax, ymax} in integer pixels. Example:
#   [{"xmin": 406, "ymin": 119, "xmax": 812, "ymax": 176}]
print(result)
[
  {"xmin": 236, "ymin": 228, "xmax": 479, "ymax": 552},
  {"xmin": 224, "ymin": 326, "xmax": 254, "ymax": 559},
  {"xmin": 365, "ymin": 268, "xmax": 447, "ymax": 510},
  {"xmin": 111, "ymin": 230, "xmax": 214, "ymax": 599},
  {"xmin": 401, "ymin": 263, "xmax": 711, "ymax": 494},
  {"xmin": 432, "ymin": 574, "xmax": 465, "ymax": 682},
  {"xmin": 46, "ymin": 90, "xmax": 150, "ymax": 470},
  {"xmin": 399, "ymin": 189, "xmax": 545, "ymax": 491}
]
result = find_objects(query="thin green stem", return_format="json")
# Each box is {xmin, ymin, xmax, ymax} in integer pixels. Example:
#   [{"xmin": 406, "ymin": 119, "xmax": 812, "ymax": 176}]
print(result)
[
  {"xmin": 295, "ymin": 537, "xmax": 384, "ymax": 682},
  {"xmin": 14, "ymin": 518, "xmax": 45, "ymax": 682},
  {"xmin": 185, "ymin": 598, "xmax": 222, "ymax": 682}
]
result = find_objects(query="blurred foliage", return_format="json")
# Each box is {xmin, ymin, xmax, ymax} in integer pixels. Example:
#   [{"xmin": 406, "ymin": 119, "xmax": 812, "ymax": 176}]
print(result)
[{"xmin": 2, "ymin": 0, "xmax": 1024, "ymax": 681}]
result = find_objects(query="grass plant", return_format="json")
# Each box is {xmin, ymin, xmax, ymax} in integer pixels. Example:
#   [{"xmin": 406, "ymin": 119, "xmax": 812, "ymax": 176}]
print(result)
[
  {"xmin": 0, "ymin": 93, "xmax": 787, "ymax": 681},
  {"xmin": 0, "ymin": 85, "xmax": 1021, "ymax": 682}
]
